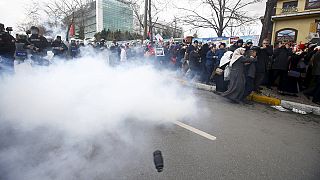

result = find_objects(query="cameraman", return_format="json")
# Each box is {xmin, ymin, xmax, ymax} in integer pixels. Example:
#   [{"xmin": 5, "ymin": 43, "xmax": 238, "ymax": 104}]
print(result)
[
  {"xmin": 27, "ymin": 26, "xmax": 49, "ymax": 65},
  {"xmin": 0, "ymin": 23, "xmax": 16, "ymax": 74}
]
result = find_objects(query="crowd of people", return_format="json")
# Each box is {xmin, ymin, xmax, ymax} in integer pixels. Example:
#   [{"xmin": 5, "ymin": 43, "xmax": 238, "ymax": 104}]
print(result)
[
  {"xmin": 174, "ymin": 39, "xmax": 320, "ymax": 104},
  {"xmin": 149, "ymin": 38, "xmax": 320, "ymax": 105},
  {"xmin": 1, "ymin": 24, "xmax": 320, "ymax": 105}
]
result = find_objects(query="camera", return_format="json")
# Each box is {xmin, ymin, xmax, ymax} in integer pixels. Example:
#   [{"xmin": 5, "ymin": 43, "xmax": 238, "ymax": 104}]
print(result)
[{"xmin": 6, "ymin": 27, "xmax": 13, "ymax": 32}]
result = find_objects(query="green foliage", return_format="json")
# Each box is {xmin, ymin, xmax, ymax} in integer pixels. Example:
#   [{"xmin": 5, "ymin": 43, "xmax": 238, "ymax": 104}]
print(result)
[
  {"xmin": 75, "ymin": 26, "xmax": 85, "ymax": 39},
  {"xmin": 94, "ymin": 29, "xmax": 143, "ymax": 41}
]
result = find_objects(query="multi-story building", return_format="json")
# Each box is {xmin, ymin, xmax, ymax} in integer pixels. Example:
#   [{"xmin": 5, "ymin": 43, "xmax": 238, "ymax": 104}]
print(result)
[
  {"xmin": 76, "ymin": 0, "xmax": 133, "ymax": 38},
  {"xmin": 271, "ymin": 0, "xmax": 320, "ymax": 44}
]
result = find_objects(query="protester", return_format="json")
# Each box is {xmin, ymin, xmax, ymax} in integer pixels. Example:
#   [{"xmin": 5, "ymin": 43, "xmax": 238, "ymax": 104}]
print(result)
[
  {"xmin": 222, "ymin": 48, "xmax": 256, "ymax": 103},
  {"xmin": 242, "ymin": 48, "xmax": 258, "ymax": 104},
  {"xmin": 187, "ymin": 42, "xmax": 201, "ymax": 80},
  {"xmin": 205, "ymin": 45, "xmax": 217, "ymax": 84},
  {"xmin": 244, "ymin": 40, "xmax": 253, "ymax": 51},
  {"xmin": 199, "ymin": 43, "xmax": 210, "ymax": 82},
  {"xmin": 215, "ymin": 43, "xmax": 227, "ymax": 68},
  {"xmin": 282, "ymin": 45, "xmax": 305, "ymax": 96},
  {"xmin": 177, "ymin": 41, "xmax": 187, "ymax": 70},
  {"xmin": 255, "ymin": 39, "xmax": 273, "ymax": 93},
  {"xmin": 229, "ymin": 39, "xmax": 244, "ymax": 52},
  {"xmin": 267, "ymin": 42, "xmax": 292, "ymax": 92},
  {"xmin": 216, "ymin": 51, "xmax": 233, "ymax": 93}
]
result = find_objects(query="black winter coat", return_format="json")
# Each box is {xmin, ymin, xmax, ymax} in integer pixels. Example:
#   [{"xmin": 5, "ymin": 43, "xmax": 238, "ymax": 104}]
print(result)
[
  {"xmin": 272, "ymin": 46, "xmax": 292, "ymax": 70},
  {"xmin": 256, "ymin": 46, "xmax": 273, "ymax": 73}
]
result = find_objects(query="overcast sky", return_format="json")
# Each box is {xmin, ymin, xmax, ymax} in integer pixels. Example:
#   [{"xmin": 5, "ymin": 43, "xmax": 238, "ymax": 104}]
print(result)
[{"xmin": 0, "ymin": 0, "xmax": 266, "ymax": 37}]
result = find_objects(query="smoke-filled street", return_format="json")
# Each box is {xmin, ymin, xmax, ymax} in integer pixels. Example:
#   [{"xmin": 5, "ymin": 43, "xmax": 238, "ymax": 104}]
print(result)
[{"xmin": 1, "ymin": 59, "xmax": 319, "ymax": 180}]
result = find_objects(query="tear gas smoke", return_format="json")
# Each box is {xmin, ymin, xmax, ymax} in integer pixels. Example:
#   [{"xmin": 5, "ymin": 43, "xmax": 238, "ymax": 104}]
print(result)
[{"xmin": 0, "ymin": 52, "xmax": 199, "ymax": 179}]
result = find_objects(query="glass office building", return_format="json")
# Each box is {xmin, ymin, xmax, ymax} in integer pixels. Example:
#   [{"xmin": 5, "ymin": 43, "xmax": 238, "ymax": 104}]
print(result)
[{"xmin": 82, "ymin": 0, "xmax": 133, "ymax": 38}]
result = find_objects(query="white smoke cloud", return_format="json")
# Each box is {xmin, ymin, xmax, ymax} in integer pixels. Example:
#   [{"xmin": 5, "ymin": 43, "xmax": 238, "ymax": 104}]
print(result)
[{"xmin": 0, "ymin": 53, "xmax": 199, "ymax": 179}]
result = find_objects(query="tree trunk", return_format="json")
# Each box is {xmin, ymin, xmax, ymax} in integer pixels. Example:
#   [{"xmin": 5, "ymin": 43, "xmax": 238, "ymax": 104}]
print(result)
[
  {"xmin": 217, "ymin": 29, "xmax": 223, "ymax": 37},
  {"xmin": 148, "ymin": 0, "xmax": 153, "ymax": 45},
  {"xmin": 143, "ymin": 0, "xmax": 148, "ymax": 42},
  {"xmin": 259, "ymin": 0, "xmax": 277, "ymax": 45}
]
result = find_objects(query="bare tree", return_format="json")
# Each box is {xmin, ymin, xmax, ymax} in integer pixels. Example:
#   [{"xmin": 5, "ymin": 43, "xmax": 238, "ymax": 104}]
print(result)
[
  {"xmin": 175, "ymin": 0, "xmax": 262, "ymax": 37},
  {"xmin": 127, "ymin": 0, "xmax": 169, "ymax": 41},
  {"xmin": 239, "ymin": 26, "xmax": 257, "ymax": 36},
  {"xmin": 17, "ymin": 0, "xmax": 42, "ymax": 32},
  {"xmin": 43, "ymin": 0, "xmax": 91, "ymax": 40}
]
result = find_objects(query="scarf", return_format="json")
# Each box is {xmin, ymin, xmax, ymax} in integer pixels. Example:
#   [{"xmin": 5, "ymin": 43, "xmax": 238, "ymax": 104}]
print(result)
[
  {"xmin": 219, "ymin": 51, "xmax": 233, "ymax": 67},
  {"xmin": 229, "ymin": 48, "xmax": 246, "ymax": 67}
]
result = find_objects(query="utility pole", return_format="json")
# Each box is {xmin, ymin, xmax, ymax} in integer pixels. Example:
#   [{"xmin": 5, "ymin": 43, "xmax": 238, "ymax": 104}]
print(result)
[
  {"xmin": 148, "ymin": 0, "xmax": 153, "ymax": 45},
  {"xmin": 143, "ymin": 0, "xmax": 148, "ymax": 42}
]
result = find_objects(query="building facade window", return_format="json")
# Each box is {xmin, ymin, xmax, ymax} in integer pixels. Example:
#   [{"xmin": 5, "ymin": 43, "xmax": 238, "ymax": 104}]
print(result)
[
  {"xmin": 275, "ymin": 28, "xmax": 298, "ymax": 43},
  {"xmin": 283, "ymin": 1, "xmax": 298, "ymax": 8},
  {"xmin": 305, "ymin": 0, "xmax": 320, "ymax": 9},
  {"xmin": 282, "ymin": 1, "xmax": 298, "ymax": 13}
]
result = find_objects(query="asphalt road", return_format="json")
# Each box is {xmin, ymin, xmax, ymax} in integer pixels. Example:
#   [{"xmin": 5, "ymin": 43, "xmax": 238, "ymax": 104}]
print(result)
[
  {"xmin": 115, "ymin": 90, "xmax": 320, "ymax": 180},
  {"xmin": 1, "ymin": 90, "xmax": 319, "ymax": 180}
]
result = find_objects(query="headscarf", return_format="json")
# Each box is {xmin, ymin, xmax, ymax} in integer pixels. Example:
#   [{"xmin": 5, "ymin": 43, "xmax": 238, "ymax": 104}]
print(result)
[
  {"xmin": 230, "ymin": 48, "xmax": 246, "ymax": 67},
  {"xmin": 219, "ymin": 51, "xmax": 233, "ymax": 67}
]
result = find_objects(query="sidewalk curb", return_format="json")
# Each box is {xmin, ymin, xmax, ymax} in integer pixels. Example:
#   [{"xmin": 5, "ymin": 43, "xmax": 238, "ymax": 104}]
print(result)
[
  {"xmin": 175, "ymin": 79, "xmax": 216, "ymax": 92},
  {"xmin": 176, "ymin": 78, "xmax": 320, "ymax": 116},
  {"xmin": 248, "ymin": 93, "xmax": 281, "ymax": 106},
  {"xmin": 281, "ymin": 100, "xmax": 320, "ymax": 116}
]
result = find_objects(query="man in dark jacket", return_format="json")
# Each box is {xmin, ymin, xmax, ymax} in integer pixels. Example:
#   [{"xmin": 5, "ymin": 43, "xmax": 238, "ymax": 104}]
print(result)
[
  {"xmin": 69, "ymin": 38, "xmax": 79, "ymax": 59},
  {"xmin": 188, "ymin": 46, "xmax": 200, "ymax": 80},
  {"xmin": 27, "ymin": 26, "xmax": 49, "ymax": 65},
  {"xmin": 267, "ymin": 42, "xmax": 292, "ymax": 91},
  {"xmin": 229, "ymin": 39, "xmax": 244, "ymax": 52},
  {"xmin": 0, "ymin": 23, "xmax": 16, "ymax": 73},
  {"xmin": 215, "ymin": 43, "xmax": 227, "ymax": 67},
  {"xmin": 243, "ymin": 48, "xmax": 258, "ymax": 104},
  {"xmin": 51, "ymin": 36, "xmax": 68, "ymax": 59},
  {"xmin": 255, "ymin": 39, "xmax": 273, "ymax": 92},
  {"xmin": 311, "ymin": 47, "xmax": 320, "ymax": 105},
  {"xmin": 205, "ymin": 45, "xmax": 218, "ymax": 84},
  {"xmin": 199, "ymin": 43, "xmax": 210, "ymax": 82}
]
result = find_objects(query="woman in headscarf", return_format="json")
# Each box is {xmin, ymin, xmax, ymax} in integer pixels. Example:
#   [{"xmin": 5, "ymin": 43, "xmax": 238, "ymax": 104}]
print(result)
[
  {"xmin": 215, "ymin": 50, "xmax": 233, "ymax": 93},
  {"xmin": 222, "ymin": 48, "xmax": 257, "ymax": 103}
]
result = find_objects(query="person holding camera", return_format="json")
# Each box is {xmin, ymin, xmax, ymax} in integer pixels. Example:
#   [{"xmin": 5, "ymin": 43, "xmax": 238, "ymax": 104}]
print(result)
[{"xmin": 0, "ymin": 23, "xmax": 16, "ymax": 74}]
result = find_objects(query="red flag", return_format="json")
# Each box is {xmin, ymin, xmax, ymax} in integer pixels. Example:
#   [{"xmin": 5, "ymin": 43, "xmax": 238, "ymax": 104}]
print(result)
[
  {"xmin": 69, "ymin": 24, "xmax": 75, "ymax": 37},
  {"xmin": 147, "ymin": 31, "xmax": 151, "ymax": 40}
]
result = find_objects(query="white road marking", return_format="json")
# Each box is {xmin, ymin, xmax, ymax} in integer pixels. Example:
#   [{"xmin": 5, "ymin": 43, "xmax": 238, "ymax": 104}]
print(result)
[{"xmin": 174, "ymin": 121, "xmax": 217, "ymax": 141}]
